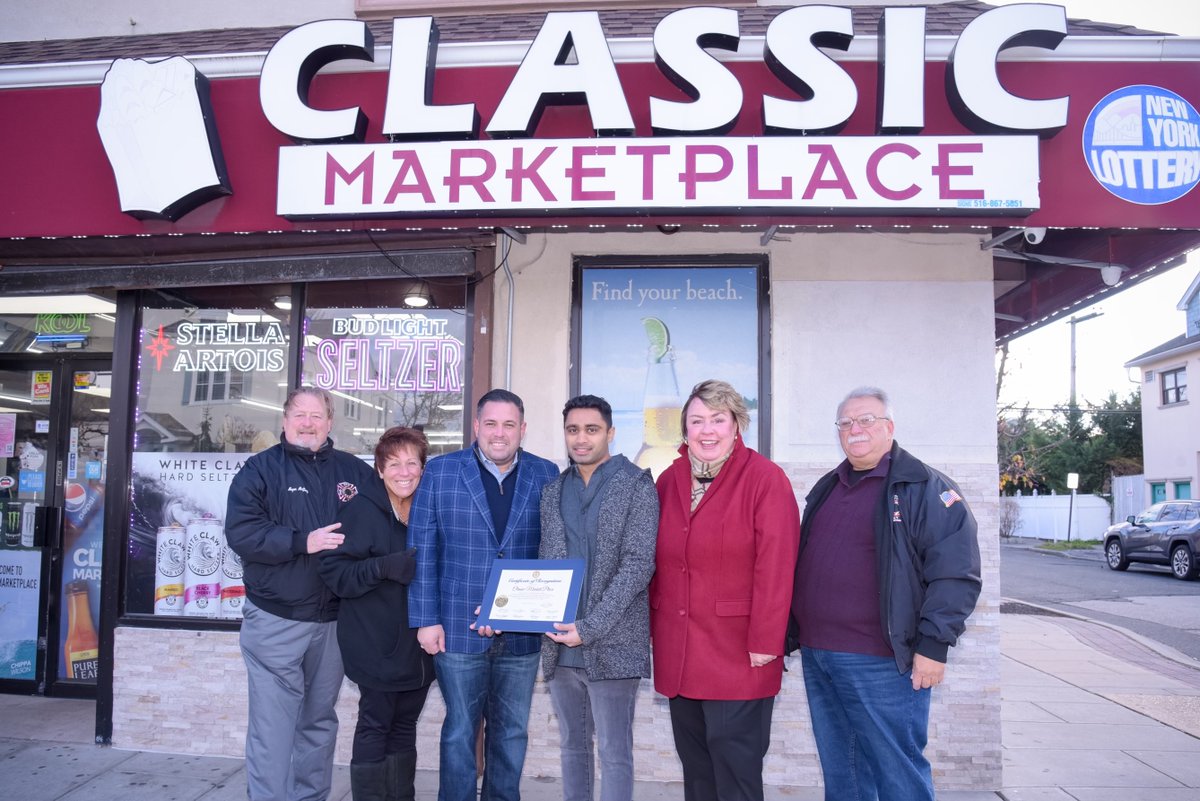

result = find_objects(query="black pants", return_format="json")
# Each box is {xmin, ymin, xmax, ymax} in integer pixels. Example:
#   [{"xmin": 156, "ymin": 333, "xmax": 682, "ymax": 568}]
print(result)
[
  {"xmin": 352, "ymin": 683, "xmax": 432, "ymax": 763},
  {"xmin": 668, "ymin": 695, "xmax": 775, "ymax": 801}
]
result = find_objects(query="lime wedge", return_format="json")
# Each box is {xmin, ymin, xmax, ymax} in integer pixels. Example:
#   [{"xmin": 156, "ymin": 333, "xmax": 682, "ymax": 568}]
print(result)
[{"xmin": 642, "ymin": 317, "xmax": 670, "ymax": 362}]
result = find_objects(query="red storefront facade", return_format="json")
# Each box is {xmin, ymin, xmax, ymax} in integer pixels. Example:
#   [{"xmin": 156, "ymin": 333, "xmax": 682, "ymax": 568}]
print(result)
[{"xmin": 1, "ymin": 2, "xmax": 1197, "ymax": 791}]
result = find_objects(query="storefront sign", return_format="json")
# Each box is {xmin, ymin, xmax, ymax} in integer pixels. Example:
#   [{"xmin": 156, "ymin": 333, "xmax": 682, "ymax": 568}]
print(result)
[
  {"xmin": 0, "ymin": 2, "xmax": 1160, "ymax": 234},
  {"xmin": 1083, "ymin": 84, "xmax": 1200, "ymax": 205},
  {"xmin": 144, "ymin": 320, "xmax": 287, "ymax": 373},
  {"xmin": 279, "ymin": 135, "xmax": 1038, "ymax": 217},
  {"xmin": 310, "ymin": 313, "xmax": 465, "ymax": 393},
  {"xmin": 265, "ymin": 6, "xmax": 1054, "ymax": 218},
  {"xmin": 33, "ymin": 314, "xmax": 92, "ymax": 348},
  {"xmin": 263, "ymin": 6, "xmax": 1068, "ymax": 142},
  {"xmin": 96, "ymin": 56, "xmax": 232, "ymax": 221}
]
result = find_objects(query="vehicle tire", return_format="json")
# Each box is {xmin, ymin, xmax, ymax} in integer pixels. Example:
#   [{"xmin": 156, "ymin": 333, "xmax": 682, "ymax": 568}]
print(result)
[
  {"xmin": 1170, "ymin": 544, "xmax": 1198, "ymax": 581},
  {"xmin": 1105, "ymin": 539, "xmax": 1129, "ymax": 571}
]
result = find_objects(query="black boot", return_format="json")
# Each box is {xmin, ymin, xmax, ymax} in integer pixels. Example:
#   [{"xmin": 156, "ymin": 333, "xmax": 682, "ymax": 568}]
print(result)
[
  {"xmin": 350, "ymin": 760, "xmax": 389, "ymax": 801},
  {"xmin": 385, "ymin": 751, "xmax": 418, "ymax": 801}
]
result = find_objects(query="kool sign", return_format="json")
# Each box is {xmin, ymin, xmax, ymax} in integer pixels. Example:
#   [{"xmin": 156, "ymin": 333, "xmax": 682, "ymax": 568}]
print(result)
[{"xmin": 262, "ymin": 4, "xmax": 1069, "ymax": 217}]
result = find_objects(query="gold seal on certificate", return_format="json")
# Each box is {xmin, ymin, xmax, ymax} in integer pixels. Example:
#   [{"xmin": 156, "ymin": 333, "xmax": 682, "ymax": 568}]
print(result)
[{"xmin": 475, "ymin": 559, "xmax": 585, "ymax": 633}]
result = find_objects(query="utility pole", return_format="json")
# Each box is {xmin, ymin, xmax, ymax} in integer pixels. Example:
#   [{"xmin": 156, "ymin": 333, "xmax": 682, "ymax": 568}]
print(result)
[{"xmin": 1068, "ymin": 311, "xmax": 1104, "ymax": 408}]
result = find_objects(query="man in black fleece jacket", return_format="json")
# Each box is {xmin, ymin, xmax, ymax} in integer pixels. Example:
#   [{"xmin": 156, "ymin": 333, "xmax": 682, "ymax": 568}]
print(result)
[{"xmin": 226, "ymin": 387, "xmax": 376, "ymax": 801}]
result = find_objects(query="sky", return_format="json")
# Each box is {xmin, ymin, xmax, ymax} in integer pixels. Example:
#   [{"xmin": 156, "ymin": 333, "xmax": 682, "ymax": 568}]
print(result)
[{"xmin": 990, "ymin": 1, "xmax": 1200, "ymax": 411}]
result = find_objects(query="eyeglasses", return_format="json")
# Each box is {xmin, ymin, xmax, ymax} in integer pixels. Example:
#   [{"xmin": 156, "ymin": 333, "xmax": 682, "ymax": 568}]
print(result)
[{"xmin": 834, "ymin": 414, "xmax": 890, "ymax": 431}]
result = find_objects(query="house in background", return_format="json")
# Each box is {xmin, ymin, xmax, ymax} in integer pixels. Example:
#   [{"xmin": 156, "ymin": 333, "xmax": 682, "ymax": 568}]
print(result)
[{"xmin": 1126, "ymin": 272, "xmax": 1200, "ymax": 505}]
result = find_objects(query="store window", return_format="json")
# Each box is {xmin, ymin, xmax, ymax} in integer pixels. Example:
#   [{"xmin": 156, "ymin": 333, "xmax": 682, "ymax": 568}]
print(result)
[
  {"xmin": 122, "ymin": 277, "xmax": 472, "ymax": 622},
  {"xmin": 125, "ymin": 287, "xmax": 292, "ymax": 620},
  {"xmin": 0, "ymin": 311, "xmax": 115, "ymax": 354},
  {"xmin": 1162, "ymin": 367, "xmax": 1187, "ymax": 405},
  {"xmin": 574, "ymin": 257, "xmax": 768, "ymax": 478},
  {"xmin": 301, "ymin": 279, "xmax": 470, "ymax": 459},
  {"xmin": 185, "ymin": 368, "xmax": 246, "ymax": 405}
]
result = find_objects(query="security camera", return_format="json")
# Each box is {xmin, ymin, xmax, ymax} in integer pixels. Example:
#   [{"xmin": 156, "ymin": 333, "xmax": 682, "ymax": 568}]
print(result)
[{"xmin": 1023, "ymin": 227, "xmax": 1046, "ymax": 245}]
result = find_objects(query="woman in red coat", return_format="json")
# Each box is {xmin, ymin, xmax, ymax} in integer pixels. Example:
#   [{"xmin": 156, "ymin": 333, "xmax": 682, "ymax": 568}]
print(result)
[{"xmin": 650, "ymin": 379, "xmax": 801, "ymax": 801}]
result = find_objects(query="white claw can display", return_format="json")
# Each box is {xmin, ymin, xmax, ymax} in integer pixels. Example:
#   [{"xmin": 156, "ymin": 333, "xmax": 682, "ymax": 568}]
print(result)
[
  {"xmin": 183, "ymin": 517, "xmax": 224, "ymax": 617},
  {"xmin": 220, "ymin": 544, "xmax": 245, "ymax": 619},
  {"xmin": 154, "ymin": 525, "xmax": 186, "ymax": 615}
]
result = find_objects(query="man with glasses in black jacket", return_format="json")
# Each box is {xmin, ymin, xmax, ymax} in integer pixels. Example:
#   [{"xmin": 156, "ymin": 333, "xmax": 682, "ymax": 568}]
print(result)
[{"xmin": 788, "ymin": 386, "xmax": 981, "ymax": 801}]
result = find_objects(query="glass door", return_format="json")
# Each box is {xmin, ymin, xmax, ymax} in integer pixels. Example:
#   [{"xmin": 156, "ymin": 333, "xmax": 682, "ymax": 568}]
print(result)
[
  {"xmin": 54, "ymin": 363, "xmax": 109, "ymax": 690},
  {"xmin": 0, "ymin": 358, "xmax": 111, "ymax": 696},
  {"xmin": 0, "ymin": 364, "xmax": 55, "ymax": 690}
]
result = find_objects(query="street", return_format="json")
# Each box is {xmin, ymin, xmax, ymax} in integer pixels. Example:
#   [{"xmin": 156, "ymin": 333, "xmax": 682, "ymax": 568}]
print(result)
[{"xmin": 1000, "ymin": 542, "xmax": 1200, "ymax": 662}]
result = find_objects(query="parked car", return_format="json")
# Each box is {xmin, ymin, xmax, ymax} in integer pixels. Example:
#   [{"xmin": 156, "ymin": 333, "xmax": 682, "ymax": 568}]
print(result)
[{"xmin": 1103, "ymin": 501, "xmax": 1200, "ymax": 580}]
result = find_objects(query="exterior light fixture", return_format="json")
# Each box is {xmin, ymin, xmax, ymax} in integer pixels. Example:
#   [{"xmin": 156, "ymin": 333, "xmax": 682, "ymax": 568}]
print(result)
[
  {"xmin": 404, "ymin": 283, "xmax": 432, "ymax": 308},
  {"xmin": 273, "ymin": 295, "xmax": 292, "ymax": 310},
  {"xmin": 1099, "ymin": 264, "xmax": 1124, "ymax": 286}
]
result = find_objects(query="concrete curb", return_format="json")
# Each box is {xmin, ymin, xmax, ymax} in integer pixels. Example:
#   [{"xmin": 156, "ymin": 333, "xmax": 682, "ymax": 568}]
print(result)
[
  {"xmin": 1000, "ymin": 537, "xmax": 1106, "ymax": 562},
  {"xmin": 1002, "ymin": 595, "xmax": 1200, "ymax": 671}
]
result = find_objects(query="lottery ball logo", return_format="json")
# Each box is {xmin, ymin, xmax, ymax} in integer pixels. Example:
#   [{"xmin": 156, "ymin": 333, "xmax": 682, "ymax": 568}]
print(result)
[{"xmin": 1082, "ymin": 85, "xmax": 1200, "ymax": 205}]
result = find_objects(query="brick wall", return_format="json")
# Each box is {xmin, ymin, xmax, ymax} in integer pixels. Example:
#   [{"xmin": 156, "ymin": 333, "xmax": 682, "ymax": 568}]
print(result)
[{"xmin": 112, "ymin": 461, "xmax": 1001, "ymax": 790}]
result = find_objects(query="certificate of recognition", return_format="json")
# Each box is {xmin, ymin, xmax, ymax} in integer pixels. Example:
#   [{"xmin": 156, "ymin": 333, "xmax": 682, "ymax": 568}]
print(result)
[{"xmin": 475, "ymin": 559, "xmax": 585, "ymax": 634}]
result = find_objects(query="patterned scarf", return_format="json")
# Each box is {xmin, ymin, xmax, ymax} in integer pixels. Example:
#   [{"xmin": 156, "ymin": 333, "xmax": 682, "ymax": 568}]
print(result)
[{"xmin": 688, "ymin": 445, "xmax": 734, "ymax": 511}]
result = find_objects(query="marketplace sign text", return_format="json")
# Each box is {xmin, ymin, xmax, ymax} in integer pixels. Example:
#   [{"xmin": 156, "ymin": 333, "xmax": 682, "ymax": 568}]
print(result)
[{"xmin": 277, "ymin": 136, "xmax": 1039, "ymax": 217}]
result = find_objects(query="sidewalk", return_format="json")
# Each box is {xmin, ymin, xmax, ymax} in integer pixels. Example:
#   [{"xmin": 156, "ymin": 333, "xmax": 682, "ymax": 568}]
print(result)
[{"xmin": 3, "ymin": 609, "xmax": 1200, "ymax": 800}]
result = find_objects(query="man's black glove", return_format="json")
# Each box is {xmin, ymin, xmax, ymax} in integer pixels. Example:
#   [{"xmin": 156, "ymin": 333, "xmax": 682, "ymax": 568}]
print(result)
[{"xmin": 377, "ymin": 548, "xmax": 417, "ymax": 584}]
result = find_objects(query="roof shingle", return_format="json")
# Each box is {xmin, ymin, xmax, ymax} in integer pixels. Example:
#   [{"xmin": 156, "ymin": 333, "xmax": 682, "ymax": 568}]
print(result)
[{"xmin": 0, "ymin": 1, "xmax": 1172, "ymax": 67}]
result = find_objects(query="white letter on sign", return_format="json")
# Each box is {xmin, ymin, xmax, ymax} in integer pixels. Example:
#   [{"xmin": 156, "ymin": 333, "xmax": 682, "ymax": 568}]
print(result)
[
  {"xmin": 650, "ymin": 7, "xmax": 743, "ymax": 135},
  {"xmin": 878, "ymin": 7, "xmax": 927, "ymax": 132},
  {"xmin": 947, "ymin": 3, "xmax": 1069, "ymax": 135},
  {"xmin": 762, "ymin": 5, "xmax": 856, "ymax": 134},
  {"xmin": 260, "ymin": 19, "xmax": 374, "ymax": 143},
  {"xmin": 383, "ymin": 17, "xmax": 479, "ymax": 140},
  {"xmin": 488, "ymin": 11, "xmax": 634, "ymax": 138}
]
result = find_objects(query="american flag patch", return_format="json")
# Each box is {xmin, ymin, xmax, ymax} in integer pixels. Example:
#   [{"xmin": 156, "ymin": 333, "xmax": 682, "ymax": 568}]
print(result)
[
  {"xmin": 939, "ymin": 489, "xmax": 962, "ymax": 507},
  {"xmin": 337, "ymin": 482, "xmax": 358, "ymax": 503}
]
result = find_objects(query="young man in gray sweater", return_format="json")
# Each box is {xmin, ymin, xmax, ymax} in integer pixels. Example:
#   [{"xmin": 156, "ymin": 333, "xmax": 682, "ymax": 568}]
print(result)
[{"xmin": 539, "ymin": 394, "xmax": 660, "ymax": 801}]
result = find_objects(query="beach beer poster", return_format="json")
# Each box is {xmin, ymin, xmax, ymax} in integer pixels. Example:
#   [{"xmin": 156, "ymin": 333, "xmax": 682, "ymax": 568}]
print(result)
[{"xmin": 579, "ymin": 265, "xmax": 761, "ymax": 478}]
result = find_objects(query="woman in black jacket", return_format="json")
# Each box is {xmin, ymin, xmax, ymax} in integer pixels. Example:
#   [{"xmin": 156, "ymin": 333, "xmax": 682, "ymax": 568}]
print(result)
[{"xmin": 319, "ymin": 427, "xmax": 434, "ymax": 801}]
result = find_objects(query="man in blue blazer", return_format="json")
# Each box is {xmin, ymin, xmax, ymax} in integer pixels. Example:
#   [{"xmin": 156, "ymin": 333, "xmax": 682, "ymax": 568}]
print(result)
[{"xmin": 409, "ymin": 388, "xmax": 558, "ymax": 801}]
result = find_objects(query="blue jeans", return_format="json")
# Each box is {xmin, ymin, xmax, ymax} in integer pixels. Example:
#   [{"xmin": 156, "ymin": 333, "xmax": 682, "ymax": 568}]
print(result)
[
  {"xmin": 548, "ymin": 666, "xmax": 640, "ymax": 801},
  {"xmin": 434, "ymin": 637, "xmax": 539, "ymax": 801},
  {"xmin": 800, "ymin": 647, "xmax": 934, "ymax": 801}
]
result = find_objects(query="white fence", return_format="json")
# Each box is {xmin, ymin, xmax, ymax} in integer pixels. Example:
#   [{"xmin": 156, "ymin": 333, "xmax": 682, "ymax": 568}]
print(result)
[
  {"xmin": 1111, "ymin": 474, "xmax": 1145, "ymax": 525},
  {"xmin": 1004, "ymin": 492, "xmax": 1113, "ymax": 542}
]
